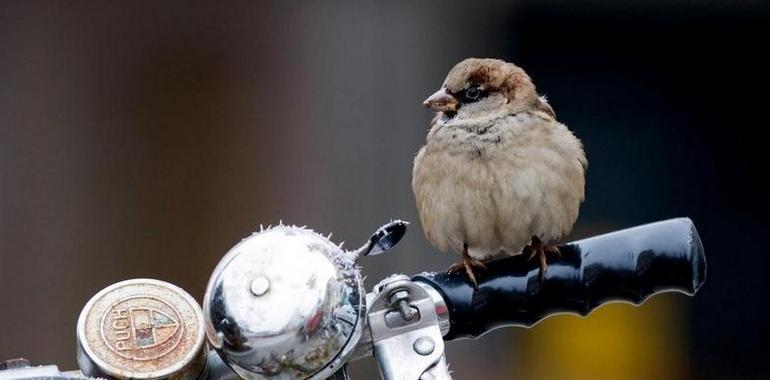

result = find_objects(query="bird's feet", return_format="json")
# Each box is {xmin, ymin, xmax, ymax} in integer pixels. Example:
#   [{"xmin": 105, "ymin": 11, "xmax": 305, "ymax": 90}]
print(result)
[
  {"xmin": 524, "ymin": 236, "xmax": 561, "ymax": 283},
  {"xmin": 448, "ymin": 246, "xmax": 486, "ymax": 288}
]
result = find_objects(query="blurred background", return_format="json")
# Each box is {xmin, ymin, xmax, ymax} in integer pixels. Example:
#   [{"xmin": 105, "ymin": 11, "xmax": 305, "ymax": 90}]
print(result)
[{"xmin": 1, "ymin": 1, "xmax": 768, "ymax": 379}]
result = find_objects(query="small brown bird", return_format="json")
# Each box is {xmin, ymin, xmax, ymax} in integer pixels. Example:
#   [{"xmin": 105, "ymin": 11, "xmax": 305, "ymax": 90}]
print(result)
[{"xmin": 412, "ymin": 58, "xmax": 587, "ymax": 286}]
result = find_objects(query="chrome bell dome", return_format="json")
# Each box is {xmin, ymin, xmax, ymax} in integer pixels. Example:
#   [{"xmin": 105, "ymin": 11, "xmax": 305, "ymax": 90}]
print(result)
[{"xmin": 202, "ymin": 221, "xmax": 407, "ymax": 380}]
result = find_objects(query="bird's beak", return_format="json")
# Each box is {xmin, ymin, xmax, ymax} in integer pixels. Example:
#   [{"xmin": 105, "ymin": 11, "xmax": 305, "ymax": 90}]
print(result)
[{"xmin": 423, "ymin": 88, "xmax": 458, "ymax": 112}]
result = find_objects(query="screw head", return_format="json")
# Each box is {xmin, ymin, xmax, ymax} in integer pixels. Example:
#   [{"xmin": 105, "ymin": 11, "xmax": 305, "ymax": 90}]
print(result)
[
  {"xmin": 250, "ymin": 276, "xmax": 270, "ymax": 296},
  {"xmin": 413, "ymin": 336, "xmax": 435, "ymax": 356}
]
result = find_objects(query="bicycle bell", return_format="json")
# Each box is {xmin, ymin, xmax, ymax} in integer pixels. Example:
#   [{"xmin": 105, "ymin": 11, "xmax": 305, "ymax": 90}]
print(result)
[{"xmin": 203, "ymin": 220, "xmax": 407, "ymax": 380}]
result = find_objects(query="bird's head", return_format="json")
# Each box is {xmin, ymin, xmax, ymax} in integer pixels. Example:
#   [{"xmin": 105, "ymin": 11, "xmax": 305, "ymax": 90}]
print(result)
[{"xmin": 423, "ymin": 58, "xmax": 540, "ymax": 121}]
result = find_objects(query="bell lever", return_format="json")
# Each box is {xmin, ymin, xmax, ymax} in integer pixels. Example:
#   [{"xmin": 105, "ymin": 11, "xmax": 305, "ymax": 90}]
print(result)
[{"xmin": 353, "ymin": 220, "xmax": 409, "ymax": 257}]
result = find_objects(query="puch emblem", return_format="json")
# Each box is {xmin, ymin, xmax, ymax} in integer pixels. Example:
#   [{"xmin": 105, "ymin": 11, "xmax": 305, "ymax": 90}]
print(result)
[{"xmin": 100, "ymin": 296, "xmax": 184, "ymax": 361}]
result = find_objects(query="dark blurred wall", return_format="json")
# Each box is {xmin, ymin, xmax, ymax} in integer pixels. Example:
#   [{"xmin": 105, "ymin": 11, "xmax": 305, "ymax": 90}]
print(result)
[
  {"xmin": 511, "ymin": 3, "xmax": 770, "ymax": 378},
  {"xmin": 1, "ymin": 1, "xmax": 768, "ymax": 379}
]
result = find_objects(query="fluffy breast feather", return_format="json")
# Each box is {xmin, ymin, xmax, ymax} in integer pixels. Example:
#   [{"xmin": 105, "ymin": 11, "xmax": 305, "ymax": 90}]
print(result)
[{"xmin": 412, "ymin": 111, "xmax": 586, "ymax": 260}]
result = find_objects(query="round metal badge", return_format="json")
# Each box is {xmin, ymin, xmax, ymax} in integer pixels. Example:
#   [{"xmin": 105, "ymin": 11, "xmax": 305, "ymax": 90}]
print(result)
[{"xmin": 77, "ymin": 279, "xmax": 206, "ymax": 379}]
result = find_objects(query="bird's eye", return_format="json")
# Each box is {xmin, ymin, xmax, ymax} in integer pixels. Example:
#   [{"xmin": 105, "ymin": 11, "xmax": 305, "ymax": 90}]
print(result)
[
  {"xmin": 458, "ymin": 85, "xmax": 486, "ymax": 104},
  {"xmin": 465, "ymin": 86, "xmax": 480, "ymax": 100}
]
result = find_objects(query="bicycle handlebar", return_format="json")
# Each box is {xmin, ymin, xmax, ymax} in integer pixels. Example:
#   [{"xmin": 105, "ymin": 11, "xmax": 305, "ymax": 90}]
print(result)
[
  {"xmin": 0, "ymin": 218, "xmax": 706, "ymax": 380},
  {"xmin": 413, "ymin": 218, "xmax": 706, "ymax": 340}
]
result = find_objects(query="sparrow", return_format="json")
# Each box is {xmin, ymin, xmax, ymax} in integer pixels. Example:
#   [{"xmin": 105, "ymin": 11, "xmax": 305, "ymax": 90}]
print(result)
[{"xmin": 412, "ymin": 58, "xmax": 587, "ymax": 286}]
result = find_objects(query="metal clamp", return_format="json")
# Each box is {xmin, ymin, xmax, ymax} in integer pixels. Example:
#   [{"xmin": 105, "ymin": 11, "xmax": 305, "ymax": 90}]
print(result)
[{"xmin": 367, "ymin": 275, "xmax": 452, "ymax": 380}]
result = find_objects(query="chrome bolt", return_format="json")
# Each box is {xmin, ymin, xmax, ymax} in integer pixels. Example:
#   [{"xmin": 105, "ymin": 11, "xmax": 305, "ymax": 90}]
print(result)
[
  {"xmin": 413, "ymin": 336, "xmax": 435, "ymax": 356},
  {"xmin": 389, "ymin": 289, "xmax": 416, "ymax": 321},
  {"xmin": 250, "ymin": 276, "xmax": 270, "ymax": 296}
]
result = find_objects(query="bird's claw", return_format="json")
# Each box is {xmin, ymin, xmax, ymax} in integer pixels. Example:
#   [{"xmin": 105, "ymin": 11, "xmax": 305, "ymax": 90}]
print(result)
[
  {"xmin": 525, "ymin": 237, "xmax": 561, "ymax": 283},
  {"xmin": 448, "ymin": 254, "xmax": 486, "ymax": 288}
]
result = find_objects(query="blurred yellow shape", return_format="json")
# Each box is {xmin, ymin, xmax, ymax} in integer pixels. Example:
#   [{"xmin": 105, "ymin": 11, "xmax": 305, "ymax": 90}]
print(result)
[{"xmin": 516, "ymin": 294, "xmax": 689, "ymax": 380}]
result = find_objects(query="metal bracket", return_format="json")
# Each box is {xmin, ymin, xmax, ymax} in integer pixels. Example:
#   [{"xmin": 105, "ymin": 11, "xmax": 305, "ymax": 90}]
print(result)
[{"xmin": 367, "ymin": 275, "xmax": 452, "ymax": 380}]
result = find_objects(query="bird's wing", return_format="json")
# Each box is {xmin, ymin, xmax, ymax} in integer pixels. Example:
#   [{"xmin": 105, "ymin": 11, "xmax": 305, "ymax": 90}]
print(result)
[
  {"xmin": 537, "ymin": 96, "xmax": 588, "ymax": 172},
  {"xmin": 535, "ymin": 96, "xmax": 556, "ymax": 119}
]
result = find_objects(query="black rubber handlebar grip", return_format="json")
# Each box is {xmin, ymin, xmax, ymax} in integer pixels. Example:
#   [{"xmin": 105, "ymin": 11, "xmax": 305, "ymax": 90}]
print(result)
[{"xmin": 412, "ymin": 217, "xmax": 706, "ymax": 340}]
